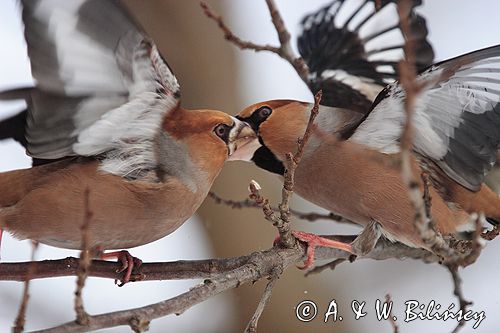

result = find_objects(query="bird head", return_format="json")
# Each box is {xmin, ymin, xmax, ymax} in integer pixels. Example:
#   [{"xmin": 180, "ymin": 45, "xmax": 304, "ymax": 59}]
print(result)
[
  {"xmin": 233, "ymin": 100, "xmax": 313, "ymax": 175},
  {"xmin": 161, "ymin": 107, "xmax": 256, "ymax": 182}
]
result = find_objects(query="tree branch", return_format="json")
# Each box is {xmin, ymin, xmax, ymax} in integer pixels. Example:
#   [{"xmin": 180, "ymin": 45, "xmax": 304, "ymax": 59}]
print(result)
[
  {"xmin": 385, "ymin": 294, "xmax": 399, "ymax": 333},
  {"xmin": 246, "ymin": 92, "xmax": 321, "ymax": 249},
  {"xmin": 0, "ymin": 256, "xmax": 249, "ymax": 282},
  {"xmin": 208, "ymin": 191, "xmax": 356, "ymax": 225},
  {"xmin": 397, "ymin": 0, "xmax": 468, "ymax": 264},
  {"xmin": 13, "ymin": 241, "xmax": 38, "ymax": 333},
  {"xmin": 447, "ymin": 265, "xmax": 472, "ymax": 333},
  {"xmin": 74, "ymin": 189, "xmax": 92, "ymax": 326},
  {"xmin": 244, "ymin": 270, "xmax": 280, "ymax": 333},
  {"xmin": 200, "ymin": 1, "xmax": 309, "ymax": 84},
  {"xmin": 29, "ymin": 237, "xmax": 442, "ymax": 333},
  {"xmin": 278, "ymin": 91, "xmax": 322, "ymax": 247},
  {"xmin": 397, "ymin": 3, "xmax": 480, "ymax": 333},
  {"xmin": 0, "ymin": 235, "xmax": 443, "ymax": 282}
]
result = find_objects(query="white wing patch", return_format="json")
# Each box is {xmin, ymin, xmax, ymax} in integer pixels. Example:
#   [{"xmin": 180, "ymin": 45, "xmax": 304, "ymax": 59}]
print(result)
[
  {"xmin": 316, "ymin": 70, "xmax": 383, "ymax": 101},
  {"xmin": 20, "ymin": 0, "xmax": 182, "ymax": 180},
  {"xmin": 73, "ymin": 40, "xmax": 180, "ymax": 178},
  {"xmin": 350, "ymin": 45, "xmax": 500, "ymax": 190}
]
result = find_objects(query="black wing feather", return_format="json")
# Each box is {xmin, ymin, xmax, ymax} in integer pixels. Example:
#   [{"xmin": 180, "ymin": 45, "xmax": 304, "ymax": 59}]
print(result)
[{"xmin": 298, "ymin": 0, "xmax": 434, "ymax": 112}]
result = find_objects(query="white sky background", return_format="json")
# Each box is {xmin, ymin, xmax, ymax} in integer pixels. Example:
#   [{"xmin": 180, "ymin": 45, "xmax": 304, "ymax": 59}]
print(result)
[{"xmin": 1, "ymin": 0, "xmax": 500, "ymax": 332}]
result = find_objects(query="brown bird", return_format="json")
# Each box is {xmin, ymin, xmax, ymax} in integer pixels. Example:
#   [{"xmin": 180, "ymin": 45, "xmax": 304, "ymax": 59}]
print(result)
[
  {"xmin": 233, "ymin": 1, "xmax": 500, "ymax": 266},
  {"xmin": 0, "ymin": 0, "xmax": 255, "ymax": 283}
]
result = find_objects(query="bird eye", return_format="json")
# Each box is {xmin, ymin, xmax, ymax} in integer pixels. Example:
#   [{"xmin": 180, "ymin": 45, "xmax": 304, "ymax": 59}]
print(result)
[
  {"xmin": 256, "ymin": 106, "xmax": 272, "ymax": 119},
  {"xmin": 214, "ymin": 123, "xmax": 231, "ymax": 142}
]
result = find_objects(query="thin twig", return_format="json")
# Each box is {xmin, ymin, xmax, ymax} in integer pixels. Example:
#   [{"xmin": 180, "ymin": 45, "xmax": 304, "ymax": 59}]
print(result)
[
  {"xmin": 248, "ymin": 180, "xmax": 286, "ymax": 232},
  {"xmin": 208, "ymin": 191, "xmax": 355, "ymax": 225},
  {"xmin": 397, "ymin": 0, "xmax": 458, "ymax": 262},
  {"xmin": 200, "ymin": 1, "xmax": 309, "ymax": 84},
  {"xmin": 385, "ymin": 294, "xmax": 399, "ymax": 333},
  {"xmin": 447, "ymin": 265, "xmax": 472, "ymax": 333},
  {"xmin": 74, "ymin": 189, "xmax": 92, "ymax": 326},
  {"xmin": 247, "ymin": 92, "xmax": 322, "ymax": 248},
  {"xmin": 200, "ymin": 2, "xmax": 280, "ymax": 53},
  {"xmin": 13, "ymin": 241, "xmax": 38, "ymax": 333},
  {"xmin": 456, "ymin": 216, "xmax": 483, "ymax": 267},
  {"xmin": 244, "ymin": 271, "xmax": 281, "ymax": 333},
  {"xmin": 278, "ymin": 91, "xmax": 322, "ymax": 247},
  {"xmin": 421, "ymin": 173, "xmax": 432, "ymax": 219},
  {"xmin": 397, "ymin": 0, "xmax": 430, "ymax": 234}
]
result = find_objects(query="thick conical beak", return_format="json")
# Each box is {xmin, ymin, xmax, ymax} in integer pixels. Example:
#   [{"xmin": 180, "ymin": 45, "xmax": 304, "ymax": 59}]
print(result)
[{"xmin": 227, "ymin": 118, "xmax": 260, "ymax": 161}]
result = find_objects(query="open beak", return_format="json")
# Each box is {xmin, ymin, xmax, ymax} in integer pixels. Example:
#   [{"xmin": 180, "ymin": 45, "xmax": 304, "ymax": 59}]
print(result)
[{"xmin": 227, "ymin": 118, "xmax": 261, "ymax": 161}]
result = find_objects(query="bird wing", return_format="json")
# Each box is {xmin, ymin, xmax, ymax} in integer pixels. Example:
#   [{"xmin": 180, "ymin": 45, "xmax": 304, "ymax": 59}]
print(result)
[
  {"xmin": 298, "ymin": 0, "xmax": 434, "ymax": 113},
  {"xmin": 351, "ymin": 45, "xmax": 500, "ymax": 191},
  {"xmin": 19, "ymin": 0, "xmax": 180, "ymax": 178}
]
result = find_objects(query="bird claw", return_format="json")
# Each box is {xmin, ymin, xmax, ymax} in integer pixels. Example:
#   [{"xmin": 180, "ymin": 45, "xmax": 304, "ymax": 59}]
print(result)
[
  {"xmin": 100, "ymin": 250, "xmax": 142, "ymax": 286},
  {"xmin": 292, "ymin": 231, "xmax": 355, "ymax": 270}
]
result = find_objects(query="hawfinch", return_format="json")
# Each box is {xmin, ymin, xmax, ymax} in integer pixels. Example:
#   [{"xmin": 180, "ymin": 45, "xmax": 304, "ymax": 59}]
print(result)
[
  {"xmin": 0, "ymin": 0, "xmax": 254, "ymax": 282},
  {"xmin": 234, "ymin": 1, "xmax": 500, "ymax": 259}
]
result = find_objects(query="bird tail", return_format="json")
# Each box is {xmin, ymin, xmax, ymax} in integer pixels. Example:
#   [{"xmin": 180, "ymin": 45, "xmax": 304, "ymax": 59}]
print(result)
[
  {"xmin": 0, "ymin": 87, "xmax": 32, "ymax": 101},
  {"xmin": 486, "ymin": 217, "xmax": 499, "ymax": 226},
  {"xmin": 0, "ymin": 87, "xmax": 30, "ymax": 147},
  {"xmin": 0, "ymin": 110, "xmax": 27, "ymax": 147}
]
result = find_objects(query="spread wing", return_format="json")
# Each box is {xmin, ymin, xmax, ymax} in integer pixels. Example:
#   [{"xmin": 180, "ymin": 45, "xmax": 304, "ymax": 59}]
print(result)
[
  {"xmin": 298, "ymin": 0, "xmax": 434, "ymax": 113},
  {"xmin": 19, "ymin": 0, "xmax": 180, "ymax": 177},
  {"xmin": 351, "ymin": 45, "xmax": 500, "ymax": 191}
]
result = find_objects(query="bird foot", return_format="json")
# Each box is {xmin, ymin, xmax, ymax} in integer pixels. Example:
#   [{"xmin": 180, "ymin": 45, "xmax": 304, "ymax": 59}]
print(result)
[
  {"xmin": 100, "ymin": 250, "xmax": 142, "ymax": 286},
  {"xmin": 273, "ymin": 234, "xmax": 281, "ymax": 246},
  {"xmin": 292, "ymin": 231, "xmax": 355, "ymax": 270}
]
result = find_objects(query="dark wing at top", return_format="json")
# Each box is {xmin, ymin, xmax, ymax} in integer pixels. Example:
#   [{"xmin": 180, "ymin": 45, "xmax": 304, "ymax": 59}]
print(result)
[
  {"xmin": 6, "ymin": 0, "xmax": 180, "ymax": 177},
  {"xmin": 298, "ymin": 0, "xmax": 434, "ymax": 113},
  {"xmin": 351, "ymin": 45, "xmax": 500, "ymax": 191}
]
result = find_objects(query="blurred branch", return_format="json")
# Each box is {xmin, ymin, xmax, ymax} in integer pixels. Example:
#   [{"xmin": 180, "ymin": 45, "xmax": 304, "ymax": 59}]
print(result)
[
  {"xmin": 74, "ymin": 189, "xmax": 92, "ymax": 326},
  {"xmin": 208, "ymin": 191, "xmax": 356, "ymax": 225},
  {"xmin": 385, "ymin": 294, "xmax": 399, "ymax": 333},
  {"xmin": 448, "ymin": 265, "xmax": 472, "ymax": 333},
  {"xmin": 397, "ymin": 2, "xmax": 480, "ymax": 332},
  {"xmin": 397, "ymin": 0, "xmax": 483, "ymax": 267},
  {"xmin": 397, "ymin": 0, "xmax": 451, "ymax": 260},
  {"xmin": 244, "ymin": 270, "xmax": 280, "ymax": 333},
  {"xmin": 13, "ymin": 241, "xmax": 38, "ymax": 333},
  {"xmin": 200, "ymin": 1, "xmax": 310, "ymax": 84}
]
